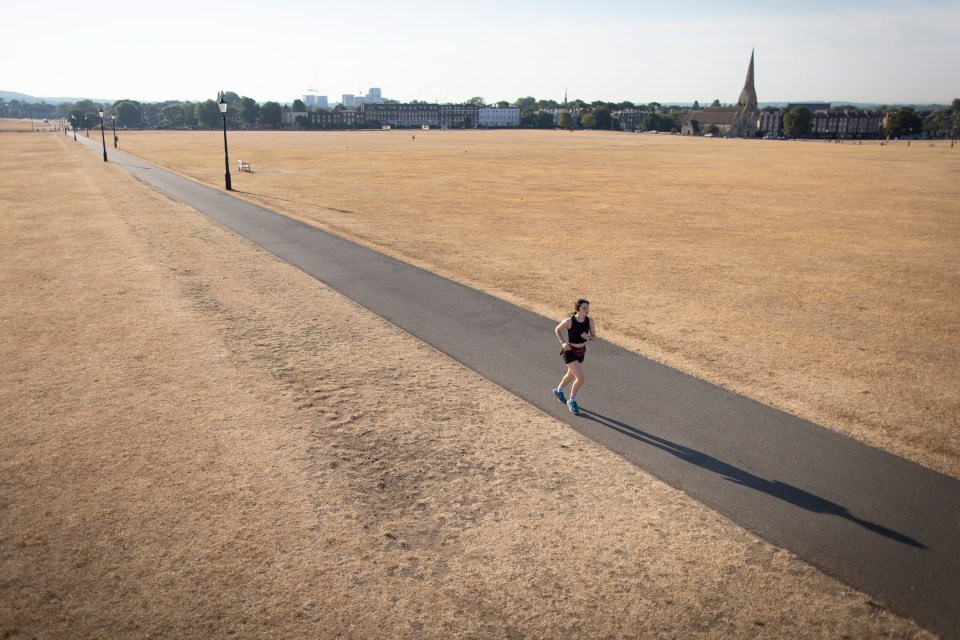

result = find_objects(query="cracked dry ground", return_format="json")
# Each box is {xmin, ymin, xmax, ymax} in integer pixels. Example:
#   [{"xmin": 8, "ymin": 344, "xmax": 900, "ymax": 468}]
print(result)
[{"xmin": 0, "ymin": 133, "xmax": 932, "ymax": 638}]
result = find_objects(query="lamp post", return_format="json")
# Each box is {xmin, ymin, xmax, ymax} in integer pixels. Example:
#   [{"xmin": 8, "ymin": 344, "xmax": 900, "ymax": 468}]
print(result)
[
  {"xmin": 98, "ymin": 108, "xmax": 108, "ymax": 162},
  {"xmin": 71, "ymin": 115, "xmax": 77, "ymax": 141},
  {"xmin": 219, "ymin": 96, "xmax": 232, "ymax": 191},
  {"xmin": 112, "ymin": 114, "xmax": 117, "ymax": 148}
]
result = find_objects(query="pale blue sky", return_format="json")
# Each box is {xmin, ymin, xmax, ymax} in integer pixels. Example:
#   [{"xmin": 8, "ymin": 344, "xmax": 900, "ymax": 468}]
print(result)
[{"xmin": 3, "ymin": 0, "xmax": 957, "ymax": 105}]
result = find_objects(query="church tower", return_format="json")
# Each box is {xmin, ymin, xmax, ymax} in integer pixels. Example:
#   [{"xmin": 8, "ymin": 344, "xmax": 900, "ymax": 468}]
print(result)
[
  {"xmin": 734, "ymin": 49, "xmax": 758, "ymax": 136},
  {"xmin": 737, "ymin": 48, "xmax": 758, "ymax": 112}
]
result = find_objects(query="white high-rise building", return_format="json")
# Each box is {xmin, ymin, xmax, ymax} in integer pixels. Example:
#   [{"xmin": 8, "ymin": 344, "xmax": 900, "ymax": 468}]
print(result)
[{"xmin": 303, "ymin": 94, "xmax": 329, "ymax": 109}]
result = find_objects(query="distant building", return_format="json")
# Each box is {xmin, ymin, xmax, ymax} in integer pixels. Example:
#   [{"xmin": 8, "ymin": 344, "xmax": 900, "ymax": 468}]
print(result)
[
  {"xmin": 616, "ymin": 109, "xmax": 649, "ymax": 131},
  {"xmin": 810, "ymin": 108, "xmax": 884, "ymax": 139},
  {"xmin": 303, "ymin": 94, "xmax": 329, "ymax": 109},
  {"xmin": 340, "ymin": 88, "xmax": 386, "ymax": 108},
  {"xmin": 683, "ymin": 50, "xmax": 759, "ymax": 137},
  {"xmin": 758, "ymin": 107, "xmax": 782, "ymax": 136},
  {"xmin": 282, "ymin": 111, "xmax": 308, "ymax": 126},
  {"xmin": 309, "ymin": 109, "xmax": 362, "ymax": 129},
  {"xmin": 478, "ymin": 106, "xmax": 520, "ymax": 128},
  {"xmin": 360, "ymin": 103, "xmax": 481, "ymax": 129}
]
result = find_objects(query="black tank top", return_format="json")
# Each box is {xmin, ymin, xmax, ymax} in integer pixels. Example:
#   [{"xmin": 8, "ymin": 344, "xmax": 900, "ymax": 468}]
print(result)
[{"xmin": 567, "ymin": 315, "xmax": 591, "ymax": 345}]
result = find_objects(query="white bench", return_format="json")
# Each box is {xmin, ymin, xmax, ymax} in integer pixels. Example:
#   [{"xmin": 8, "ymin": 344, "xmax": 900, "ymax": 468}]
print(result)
[{"xmin": 238, "ymin": 160, "xmax": 251, "ymax": 172}]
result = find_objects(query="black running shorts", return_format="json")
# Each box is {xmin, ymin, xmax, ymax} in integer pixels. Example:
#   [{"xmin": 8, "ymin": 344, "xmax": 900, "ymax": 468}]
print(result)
[{"xmin": 562, "ymin": 346, "xmax": 586, "ymax": 364}]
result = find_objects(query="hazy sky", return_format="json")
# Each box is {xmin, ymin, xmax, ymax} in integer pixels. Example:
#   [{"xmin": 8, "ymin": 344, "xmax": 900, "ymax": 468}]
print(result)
[{"xmin": 4, "ymin": 0, "xmax": 957, "ymax": 105}]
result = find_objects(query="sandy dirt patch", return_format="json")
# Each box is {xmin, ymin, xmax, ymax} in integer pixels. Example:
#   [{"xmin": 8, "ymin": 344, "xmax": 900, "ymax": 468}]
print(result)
[
  {"xmin": 0, "ymin": 131, "xmax": 935, "ymax": 637},
  {"xmin": 115, "ymin": 129, "xmax": 960, "ymax": 479}
]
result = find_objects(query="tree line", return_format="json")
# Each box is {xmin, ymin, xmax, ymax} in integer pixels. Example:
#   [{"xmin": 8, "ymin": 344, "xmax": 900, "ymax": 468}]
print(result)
[{"xmin": 3, "ymin": 93, "xmax": 958, "ymax": 137}]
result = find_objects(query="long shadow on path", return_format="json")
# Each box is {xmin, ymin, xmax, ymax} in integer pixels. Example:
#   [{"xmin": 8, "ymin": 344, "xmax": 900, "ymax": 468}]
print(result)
[{"xmin": 578, "ymin": 409, "xmax": 926, "ymax": 550}]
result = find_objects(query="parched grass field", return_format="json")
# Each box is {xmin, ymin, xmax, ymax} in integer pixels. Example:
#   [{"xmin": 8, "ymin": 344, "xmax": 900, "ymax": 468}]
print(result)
[
  {"xmin": 122, "ymin": 129, "xmax": 960, "ymax": 478},
  {"xmin": 0, "ymin": 126, "xmax": 949, "ymax": 638}
]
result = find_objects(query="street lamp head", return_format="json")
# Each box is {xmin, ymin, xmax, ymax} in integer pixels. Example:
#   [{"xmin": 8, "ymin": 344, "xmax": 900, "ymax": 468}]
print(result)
[
  {"xmin": 218, "ymin": 97, "xmax": 228, "ymax": 114},
  {"xmin": 99, "ymin": 107, "xmax": 104, "ymax": 118}
]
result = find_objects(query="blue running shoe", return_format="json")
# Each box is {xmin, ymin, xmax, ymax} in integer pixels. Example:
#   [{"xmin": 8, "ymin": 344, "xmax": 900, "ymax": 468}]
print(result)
[
  {"xmin": 567, "ymin": 398, "xmax": 580, "ymax": 415},
  {"xmin": 553, "ymin": 388, "xmax": 567, "ymax": 404}
]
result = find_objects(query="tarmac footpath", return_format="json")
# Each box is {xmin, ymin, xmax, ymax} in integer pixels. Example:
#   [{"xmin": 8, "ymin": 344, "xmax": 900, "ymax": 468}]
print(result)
[{"xmin": 77, "ymin": 138, "xmax": 960, "ymax": 638}]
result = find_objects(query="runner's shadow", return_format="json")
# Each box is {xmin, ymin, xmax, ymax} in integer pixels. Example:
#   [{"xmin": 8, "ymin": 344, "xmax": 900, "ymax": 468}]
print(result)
[{"xmin": 578, "ymin": 408, "xmax": 926, "ymax": 549}]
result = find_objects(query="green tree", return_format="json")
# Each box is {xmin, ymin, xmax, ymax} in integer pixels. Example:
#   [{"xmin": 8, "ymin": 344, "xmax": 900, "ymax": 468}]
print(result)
[
  {"xmin": 692, "ymin": 100, "xmax": 700, "ymax": 110},
  {"xmin": 536, "ymin": 111, "xmax": 555, "ymax": 129},
  {"xmin": 711, "ymin": 99, "xmax": 721, "ymax": 107},
  {"xmin": 68, "ymin": 109, "xmax": 89, "ymax": 130},
  {"xmin": 292, "ymin": 99, "xmax": 306, "ymax": 112},
  {"xmin": 261, "ymin": 101, "xmax": 282, "ymax": 126},
  {"xmin": 594, "ymin": 108, "xmax": 612, "ymax": 130},
  {"xmin": 520, "ymin": 112, "xmax": 538, "ymax": 128},
  {"xmin": 885, "ymin": 107, "xmax": 923, "ymax": 138},
  {"xmin": 181, "ymin": 102, "xmax": 198, "ymax": 127},
  {"xmin": 158, "ymin": 105, "xmax": 185, "ymax": 128},
  {"xmin": 114, "ymin": 101, "xmax": 140, "ymax": 128},
  {"xmin": 196, "ymin": 99, "xmax": 221, "ymax": 129},
  {"xmin": 515, "ymin": 96, "xmax": 537, "ymax": 112},
  {"xmin": 238, "ymin": 97, "xmax": 260, "ymax": 126},
  {"xmin": 644, "ymin": 112, "xmax": 677, "ymax": 132},
  {"xmin": 580, "ymin": 113, "xmax": 597, "ymax": 129},
  {"xmin": 466, "ymin": 96, "xmax": 486, "ymax": 106},
  {"xmin": 953, "ymin": 98, "xmax": 960, "ymax": 138},
  {"xmin": 558, "ymin": 112, "xmax": 573, "ymax": 128},
  {"xmin": 783, "ymin": 106, "xmax": 812, "ymax": 138}
]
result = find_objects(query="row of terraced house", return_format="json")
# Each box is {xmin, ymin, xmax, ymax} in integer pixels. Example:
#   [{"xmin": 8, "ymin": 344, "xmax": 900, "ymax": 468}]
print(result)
[
  {"xmin": 758, "ymin": 104, "xmax": 887, "ymax": 139},
  {"xmin": 283, "ymin": 103, "xmax": 521, "ymax": 129}
]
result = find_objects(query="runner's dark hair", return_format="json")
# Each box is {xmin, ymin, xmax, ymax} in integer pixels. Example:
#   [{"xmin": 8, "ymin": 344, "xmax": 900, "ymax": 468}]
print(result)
[{"xmin": 575, "ymin": 299, "xmax": 590, "ymax": 311}]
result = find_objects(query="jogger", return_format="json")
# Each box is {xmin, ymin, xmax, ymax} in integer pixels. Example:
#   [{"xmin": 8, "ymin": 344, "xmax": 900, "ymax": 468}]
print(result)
[{"xmin": 553, "ymin": 299, "xmax": 595, "ymax": 415}]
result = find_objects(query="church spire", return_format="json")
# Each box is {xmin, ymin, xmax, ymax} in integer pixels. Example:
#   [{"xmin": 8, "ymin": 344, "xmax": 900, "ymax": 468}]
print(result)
[{"xmin": 737, "ymin": 48, "xmax": 757, "ymax": 112}]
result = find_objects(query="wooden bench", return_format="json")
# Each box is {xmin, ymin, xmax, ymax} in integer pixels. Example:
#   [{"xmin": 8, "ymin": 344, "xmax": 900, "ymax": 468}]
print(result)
[{"xmin": 238, "ymin": 160, "xmax": 251, "ymax": 172}]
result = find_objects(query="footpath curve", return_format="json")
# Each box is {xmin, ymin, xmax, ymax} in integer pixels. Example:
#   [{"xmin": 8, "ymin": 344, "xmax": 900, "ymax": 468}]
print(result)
[{"xmin": 79, "ymin": 138, "xmax": 959, "ymax": 638}]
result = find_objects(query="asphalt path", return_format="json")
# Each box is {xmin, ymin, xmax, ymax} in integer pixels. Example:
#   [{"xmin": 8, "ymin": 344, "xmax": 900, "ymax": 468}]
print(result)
[{"xmin": 79, "ymin": 138, "xmax": 959, "ymax": 637}]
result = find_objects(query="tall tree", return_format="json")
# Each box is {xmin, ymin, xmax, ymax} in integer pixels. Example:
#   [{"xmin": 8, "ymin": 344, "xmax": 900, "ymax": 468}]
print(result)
[
  {"xmin": 953, "ymin": 98, "xmax": 960, "ymax": 138},
  {"xmin": 261, "ymin": 101, "xmax": 282, "ymax": 126},
  {"xmin": 594, "ymin": 108, "xmax": 612, "ymax": 130},
  {"xmin": 159, "ymin": 105, "xmax": 185, "ymax": 128},
  {"xmin": 114, "ymin": 101, "xmax": 140, "ymax": 128},
  {"xmin": 238, "ymin": 97, "xmax": 260, "ymax": 125},
  {"xmin": 580, "ymin": 113, "xmax": 597, "ymax": 129},
  {"xmin": 195, "ymin": 99, "xmax": 221, "ymax": 129},
  {"xmin": 466, "ymin": 96, "xmax": 486, "ymax": 106},
  {"xmin": 885, "ymin": 107, "xmax": 923, "ymax": 138},
  {"xmin": 292, "ymin": 99, "xmax": 306, "ymax": 112},
  {"xmin": 558, "ymin": 112, "xmax": 573, "ymax": 128},
  {"xmin": 783, "ymin": 106, "xmax": 812, "ymax": 138},
  {"xmin": 515, "ymin": 96, "xmax": 537, "ymax": 112}
]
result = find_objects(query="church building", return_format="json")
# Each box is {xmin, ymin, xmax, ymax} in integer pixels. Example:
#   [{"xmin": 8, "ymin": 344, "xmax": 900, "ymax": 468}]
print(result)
[{"xmin": 683, "ymin": 51, "xmax": 758, "ymax": 137}]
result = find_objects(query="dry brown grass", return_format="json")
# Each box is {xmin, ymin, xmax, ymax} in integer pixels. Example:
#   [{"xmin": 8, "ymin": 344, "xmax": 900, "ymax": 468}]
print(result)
[
  {"xmin": 0, "ymin": 118, "xmax": 60, "ymax": 132},
  {"xmin": 0, "ymin": 128, "xmax": 936, "ymax": 637},
  {"xmin": 119, "ymin": 129, "xmax": 960, "ymax": 478}
]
